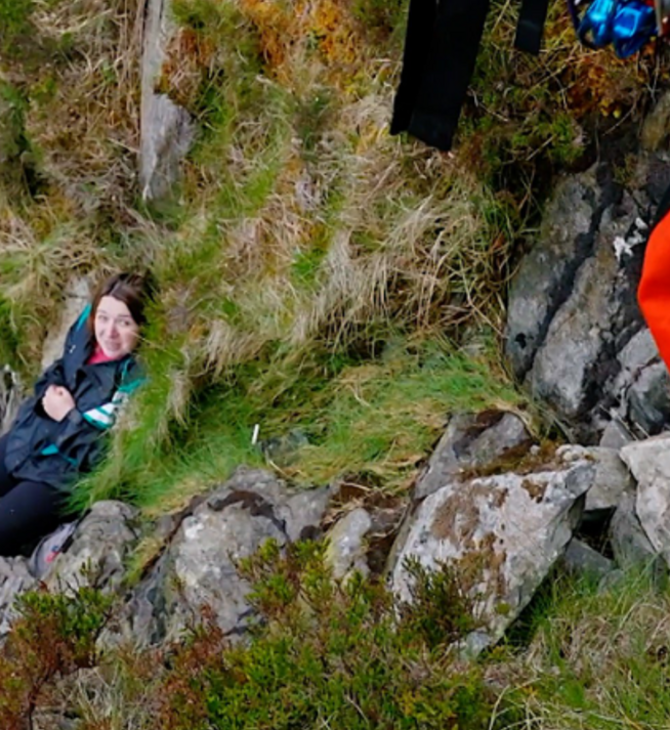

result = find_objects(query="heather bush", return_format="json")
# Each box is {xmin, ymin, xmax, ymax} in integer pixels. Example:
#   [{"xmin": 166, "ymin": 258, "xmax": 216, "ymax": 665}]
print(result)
[
  {"xmin": 156, "ymin": 539, "xmax": 492, "ymax": 730},
  {"xmin": 0, "ymin": 587, "xmax": 112, "ymax": 729}
]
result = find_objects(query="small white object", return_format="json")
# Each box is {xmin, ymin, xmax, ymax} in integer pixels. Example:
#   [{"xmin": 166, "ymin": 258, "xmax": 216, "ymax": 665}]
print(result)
[
  {"xmin": 252, "ymin": 424, "xmax": 260, "ymax": 446},
  {"xmin": 613, "ymin": 234, "xmax": 644, "ymax": 262}
]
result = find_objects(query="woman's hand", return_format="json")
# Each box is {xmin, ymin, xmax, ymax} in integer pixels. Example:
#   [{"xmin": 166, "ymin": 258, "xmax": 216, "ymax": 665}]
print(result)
[{"xmin": 42, "ymin": 385, "xmax": 76, "ymax": 422}]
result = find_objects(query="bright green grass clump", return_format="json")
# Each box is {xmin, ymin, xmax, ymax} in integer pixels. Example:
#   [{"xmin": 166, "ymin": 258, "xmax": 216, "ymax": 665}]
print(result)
[{"xmin": 72, "ymin": 332, "xmax": 524, "ymax": 513}]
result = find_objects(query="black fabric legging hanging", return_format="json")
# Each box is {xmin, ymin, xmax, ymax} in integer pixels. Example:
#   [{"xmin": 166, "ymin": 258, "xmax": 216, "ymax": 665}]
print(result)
[{"xmin": 391, "ymin": 0, "xmax": 548, "ymax": 152}]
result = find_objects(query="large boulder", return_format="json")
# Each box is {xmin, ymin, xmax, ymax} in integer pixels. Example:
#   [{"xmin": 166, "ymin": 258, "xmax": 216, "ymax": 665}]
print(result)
[
  {"xmin": 391, "ymin": 447, "xmax": 595, "ymax": 647},
  {"xmin": 386, "ymin": 410, "xmax": 532, "ymax": 579},
  {"xmin": 506, "ymin": 157, "xmax": 670, "ymax": 441},
  {"xmin": 45, "ymin": 501, "xmax": 139, "ymax": 594},
  {"xmin": 415, "ymin": 410, "xmax": 532, "ymax": 501},
  {"xmin": 124, "ymin": 468, "xmax": 330, "ymax": 645}
]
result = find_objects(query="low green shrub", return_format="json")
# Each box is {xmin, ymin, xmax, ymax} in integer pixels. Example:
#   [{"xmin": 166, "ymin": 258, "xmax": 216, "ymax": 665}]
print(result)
[
  {"xmin": 0, "ymin": 587, "xmax": 113, "ymax": 729},
  {"xmin": 157, "ymin": 539, "xmax": 493, "ymax": 729}
]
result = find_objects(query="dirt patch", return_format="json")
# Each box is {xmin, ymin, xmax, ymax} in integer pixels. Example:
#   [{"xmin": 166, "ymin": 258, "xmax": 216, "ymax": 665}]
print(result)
[
  {"xmin": 460, "ymin": 440, "xmax": 561, "ymax": 481},
  {"xmin": 521, "ymin": 477, "xmax": 547, "ymax": 503},
  {"xmin": 430, "ymin": 482, "xmax": 508, "ymax": 547}
]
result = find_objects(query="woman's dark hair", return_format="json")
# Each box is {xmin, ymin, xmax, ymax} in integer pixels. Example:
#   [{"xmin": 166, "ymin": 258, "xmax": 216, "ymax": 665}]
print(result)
[{"xmin": 88, "ymin": 272, "xmax": 155, "ymax": 331}]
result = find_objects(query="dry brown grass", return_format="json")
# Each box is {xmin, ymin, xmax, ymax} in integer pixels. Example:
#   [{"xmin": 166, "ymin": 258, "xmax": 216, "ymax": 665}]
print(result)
[{"xmin": 491, "ymin": 572, "xmax": 670, "ymax": 729}]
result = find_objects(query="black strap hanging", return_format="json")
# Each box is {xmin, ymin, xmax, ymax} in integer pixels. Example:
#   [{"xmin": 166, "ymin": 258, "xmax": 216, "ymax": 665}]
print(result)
[
  {"xmin": 391, "ymin": 0, "xmax": 549, "ymax": 151},
  {"xmin": 391, "ymin": 0, "xmax": 490, "ymax": 151},
  {"xmin": 515, "ymin": 0, "xmax": 550, "ymax": 54}
]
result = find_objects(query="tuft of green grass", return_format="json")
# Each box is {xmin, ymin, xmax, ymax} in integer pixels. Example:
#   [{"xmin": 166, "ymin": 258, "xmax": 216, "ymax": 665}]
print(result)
[
  {"xmin": 0, "ymin": 0, "xmax": 34, "ymax": 54},
  {"xmin": 494, "ymin": 567, "xmax": 670, "ymax": 730},
  {"xmin": 71, "ymin": 331, "xmax": 525, "ymax": 514}
]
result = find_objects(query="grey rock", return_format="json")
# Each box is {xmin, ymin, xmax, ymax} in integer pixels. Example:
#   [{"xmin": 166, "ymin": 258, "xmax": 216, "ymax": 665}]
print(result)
[
  {"xmin": 618, "ymin": 326, "xmax": 659, "ymax": 372},
  {"xmin": 459, "ymin": 630, "xmax": 493, "ymax": 659},
  {"xmin": 609, "ymin": 490, "xmax": 659, "ymax": 568},
  {"xmin": 598, "ymin": 568, "xmax": 625, "ymax": 593},
  {"xmin": 627, "ymin": 362, "xmax": 670, "ymax": 436},
  {"xmin": 259, "ymin": 429, "xmax": 310, "ymax": 466},
  {"xmin": 620, "ymin": 435, "xmax": 670, "ymax": 566},
  {"xmin": 505, "ymin": 159, "xmax": 670, "ymax": 442},
  {"xmin": 139, "ymin": 0, "xmax": 195, "ymax": 201},
  {"xmin": 559, "ymin": 446, "xmax": 634, "ymax": 513},
  {"xmin": 506, "ymin": 173, "xmax": 597, "ymax": 379},
  {"xmin": 415, "ymin": 411, "xmax": 532, "ymax": 501},
  {"xmin": 125, "ymin": 468, "xmax": 330, "ymax": 645},
  {"xmin": 391, "ymin": 450, "xmax": 594, "ymax": 645},
  {"xmin": 40, "ymin": 277, "xmax": 91, "ymax": 371},
  {"xmin": 562, "ymin": 538, "xmax": 613, "ymax": 578},
  {"xmin": 529, "ymin": 192, "xmax": 641, "ymax": 420},
  {"xmin": 0, "ymin": 365, "xmax": 21, "ymax": 436},
  {"xmin": 0, "ymin": 556, "xmax": 36, "ymax": 635},
  {"xmin": 325, "ymin": 508, "xmax": 372, "ymax": 580},
  {"xmin": 613, "ymin": 328, "xmax": 670, "ymax": 436},
  {"xmin": 45, "ymin": 501, "xmax": 139, "ymax": 595},
  {"xmin": 599, "ymin": 419, "xmax": 633, "ymax": 449},
  {"xmin": 641, "ymin": 90, "xmax": 670, "ymax": 151}
]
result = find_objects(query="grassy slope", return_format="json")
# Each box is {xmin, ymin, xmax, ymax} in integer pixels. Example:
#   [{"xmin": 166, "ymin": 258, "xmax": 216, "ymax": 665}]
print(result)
[
  {"xmin": 2, "ymin": 3, "xmax": 670, "ymax": 726},
  {"xmin": 0, "ymin": 0, "xmax": 664, "ymax": 516}
]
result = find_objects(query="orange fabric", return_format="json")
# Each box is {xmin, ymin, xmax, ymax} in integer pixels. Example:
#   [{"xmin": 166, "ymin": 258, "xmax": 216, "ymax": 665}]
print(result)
[{"xmin": 639, "ymin": 212, "xmax": 670, "ymax": 370}]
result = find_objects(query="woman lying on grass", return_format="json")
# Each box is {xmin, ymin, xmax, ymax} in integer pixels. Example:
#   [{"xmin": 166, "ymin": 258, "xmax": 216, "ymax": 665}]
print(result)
[{"xmin": 0, "ymin": 272, "xmax": 153, "ymax": 556}]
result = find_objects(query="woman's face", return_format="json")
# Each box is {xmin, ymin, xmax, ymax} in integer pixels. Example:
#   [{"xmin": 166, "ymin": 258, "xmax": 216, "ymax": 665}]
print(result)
[{"xmin": 94, "ymin": 295, "xmax": 140, "ymax": 359}]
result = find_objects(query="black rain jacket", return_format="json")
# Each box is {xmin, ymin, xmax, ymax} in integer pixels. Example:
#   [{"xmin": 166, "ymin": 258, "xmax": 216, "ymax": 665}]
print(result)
[{"xmin": 3, "ymin": 307, "xmax": 143, "ymax": 492}]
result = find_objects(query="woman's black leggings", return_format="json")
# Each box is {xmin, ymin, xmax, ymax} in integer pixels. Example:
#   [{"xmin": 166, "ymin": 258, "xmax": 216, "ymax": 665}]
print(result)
[{"xmin": 0, "ymin": 434, "xmax": 66, "ymax": 556}]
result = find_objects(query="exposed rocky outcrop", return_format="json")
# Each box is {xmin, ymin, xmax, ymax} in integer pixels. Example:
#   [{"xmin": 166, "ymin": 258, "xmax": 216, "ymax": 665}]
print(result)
[
  {"xmin": 1, "ymin": 408, "xmax": 670, "ymax": 656},
  {"xmin": 120, "ymin": 467, "xmax": 330, "ymax": 645},
  {"xmin": 139, "ymin": 0, "xmax": 195, "ymax": 201},
  {"xmin": 506, "ymin": 156, "xmax": 670, "ymax": 442},
  {"xmin": 391, "ymin": 446, "xmax": 595, "ymax": 648}
]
